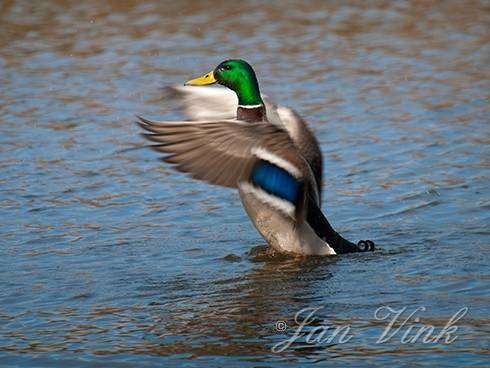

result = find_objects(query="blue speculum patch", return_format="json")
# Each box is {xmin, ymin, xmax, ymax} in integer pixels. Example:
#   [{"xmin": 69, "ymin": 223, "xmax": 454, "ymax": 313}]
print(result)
[{"xmin": 251, "ymin": 160, "xmax": 300, "ymax": 204}]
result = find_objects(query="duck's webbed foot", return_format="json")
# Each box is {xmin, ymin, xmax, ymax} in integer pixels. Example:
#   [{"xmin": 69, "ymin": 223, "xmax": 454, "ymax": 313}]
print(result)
[{"xmin": 356, "ymin": 240, "xmax": 375, "ymax": 252}]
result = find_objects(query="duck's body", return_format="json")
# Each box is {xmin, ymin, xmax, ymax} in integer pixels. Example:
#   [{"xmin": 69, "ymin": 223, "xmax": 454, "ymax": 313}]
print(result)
[
  {"xmin": 239, "ymin": 187, "xmax": 335, "ymax": 255},
  {"xmin": 169, "ymin": 85, "xmax": 324, "ymax": 197},
  {"xmin": 138, "ymin": 60, "xmax": 374, "ymax": 256}
]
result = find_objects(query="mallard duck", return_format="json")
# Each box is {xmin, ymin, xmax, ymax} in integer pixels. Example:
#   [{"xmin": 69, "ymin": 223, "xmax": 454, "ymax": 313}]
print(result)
[{"xmin": 138, "ymin": 59, "xmax": 374, "ymax": 256}]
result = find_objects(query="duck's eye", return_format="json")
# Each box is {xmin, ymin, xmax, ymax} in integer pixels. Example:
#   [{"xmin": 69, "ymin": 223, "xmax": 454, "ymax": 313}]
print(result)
[{"xmin": 223, "ymin": 65, "xmax": 232, "ymax": 70}]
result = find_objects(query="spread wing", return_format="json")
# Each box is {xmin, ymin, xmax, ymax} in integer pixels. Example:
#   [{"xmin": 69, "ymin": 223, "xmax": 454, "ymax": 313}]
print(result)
[
  {"xmin": 275, "ymin": 106, "xmax": 323, "ymax": 197},
  {"xmin": 137, "ymin": 116, "xmax": 311, "ymax": 189},
  {"xmin": 165, "ymin": 85, "xmax": 323, "ymax": 199},
  {"xmin": 138, "ymin": 116, "xmax": 320, "ymax": 220},
  {"xmin": 165, "ymin": 85, "xmax": 282, "ymax": 124}
]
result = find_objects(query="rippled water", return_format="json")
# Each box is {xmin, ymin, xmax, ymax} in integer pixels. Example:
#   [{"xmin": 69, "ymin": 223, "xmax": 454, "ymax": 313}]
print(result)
[{"xmin": 1, "ymin": 1, "xmax": 489, "ymax": 366}]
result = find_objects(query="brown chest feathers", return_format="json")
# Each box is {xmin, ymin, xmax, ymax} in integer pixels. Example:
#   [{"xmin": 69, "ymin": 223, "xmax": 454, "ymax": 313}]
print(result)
[{"xmin": 237, "ymin": 105, "xmax": 267, "ymax": 122}]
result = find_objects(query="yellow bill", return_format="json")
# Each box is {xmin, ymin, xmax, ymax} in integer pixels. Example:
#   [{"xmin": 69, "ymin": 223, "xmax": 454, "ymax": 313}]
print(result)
[{"xmin": 184, "ymin": 70, "xmax": 217, "ymax": 86}]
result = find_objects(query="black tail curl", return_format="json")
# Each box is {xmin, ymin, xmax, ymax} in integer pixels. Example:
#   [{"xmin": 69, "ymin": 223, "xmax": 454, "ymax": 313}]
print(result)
[
  {"xmin": 356, "ymin": 240, "xmax": 376, "ymax": 252},
  {"xmin": 306, "ymin": 197, "xmax": 375, "ymax": 255}
]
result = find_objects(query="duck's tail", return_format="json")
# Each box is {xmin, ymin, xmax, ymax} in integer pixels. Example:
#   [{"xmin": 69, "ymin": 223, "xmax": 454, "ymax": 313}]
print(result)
[{"xmin": 306, "ymin": 198, "xmax": 375, "ymax": 254}]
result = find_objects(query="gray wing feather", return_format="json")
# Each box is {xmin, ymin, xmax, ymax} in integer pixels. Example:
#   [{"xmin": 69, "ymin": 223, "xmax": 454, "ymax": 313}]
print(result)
[
  {"xmin": 165, "ymin": 86, "xmax": 323, "ymax": 198},
  {"xmin": 275, "ymin": 106, "xmax": 323, "ymax": 200},
  {"xmin": 137, "ymin": 116, "xmax": 311, "ymax": 190}
]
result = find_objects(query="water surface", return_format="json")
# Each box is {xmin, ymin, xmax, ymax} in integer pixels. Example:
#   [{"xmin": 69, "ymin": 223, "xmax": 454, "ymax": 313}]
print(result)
[{"xmin": 0, "ymin": 1, "xmax": 489, "ymax": 367}]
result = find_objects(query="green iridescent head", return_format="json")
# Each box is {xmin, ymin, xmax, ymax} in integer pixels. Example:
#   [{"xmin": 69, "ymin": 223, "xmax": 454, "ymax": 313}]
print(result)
[{"xmin": 185, "ymin": 59, "xmax": 263, "ymax": 106}]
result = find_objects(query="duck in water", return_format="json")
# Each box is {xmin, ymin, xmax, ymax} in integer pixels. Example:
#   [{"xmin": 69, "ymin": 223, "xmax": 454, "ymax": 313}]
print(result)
[{"xmin": 138, "ymin": 59, "xmax": 375, "ymax": 256}]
